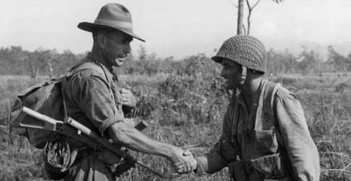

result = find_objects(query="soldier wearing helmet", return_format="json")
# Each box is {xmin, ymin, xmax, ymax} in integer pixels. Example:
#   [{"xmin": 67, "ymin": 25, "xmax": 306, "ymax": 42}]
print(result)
[{"xmin": 178, "ymin": 35, "xmax": 320, "ymax": 180}]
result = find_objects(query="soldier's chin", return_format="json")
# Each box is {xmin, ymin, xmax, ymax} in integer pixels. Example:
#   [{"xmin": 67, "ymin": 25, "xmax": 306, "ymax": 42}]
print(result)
[{"xmin": 225, "ymin": 82, "xmax": 238, "ymax": 90}]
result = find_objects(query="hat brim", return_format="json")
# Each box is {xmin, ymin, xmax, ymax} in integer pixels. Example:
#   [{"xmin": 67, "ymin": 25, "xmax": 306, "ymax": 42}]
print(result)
[{"xmin": 78, "ymin": 22, "xmax": 145, "ymax": 42}]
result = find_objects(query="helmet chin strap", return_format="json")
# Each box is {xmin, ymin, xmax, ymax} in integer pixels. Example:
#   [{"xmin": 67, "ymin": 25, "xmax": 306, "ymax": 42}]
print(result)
[
  {"xmin": 230, "ymin": 66, "xmax": 247, "ymax": 97},
  {"xmin": 239, "ymin": 66, "xmax": 247, "ymax": 85}
]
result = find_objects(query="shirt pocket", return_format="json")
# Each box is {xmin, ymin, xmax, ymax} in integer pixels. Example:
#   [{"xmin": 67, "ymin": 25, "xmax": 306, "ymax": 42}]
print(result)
[{"xmin": 255, "ymin": 129, "xmax": 279, "ymax": 154}]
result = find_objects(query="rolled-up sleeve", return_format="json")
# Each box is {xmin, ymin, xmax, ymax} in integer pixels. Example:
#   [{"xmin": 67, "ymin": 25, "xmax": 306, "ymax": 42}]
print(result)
[
  {"xmin": 275, "ymin": 91, "xmax": 320, "ymax": 181},
  {"xmin": 69, "ymin": 70, "xmax": 124, "ymax": 135},
  {"xmin": 196, "ymin": 139, "xmax": 227, "ymax": 174}
]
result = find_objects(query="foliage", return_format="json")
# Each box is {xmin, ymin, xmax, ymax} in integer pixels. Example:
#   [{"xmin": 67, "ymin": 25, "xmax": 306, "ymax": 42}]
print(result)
[
  {"xmin": 123, "ymin": 46, "xmax": 351, "ymax": 76},
  {"xmin": 1, "ymin": 49, "xmax": 351, "ymax": 180},
  {"xmin": 265, "ymin": 47, "xmax": 351, "ymax": 76},
  {"xmin": 0, "ymin": 46, "xmax": 84, "ymax": 77},
  {"xmin": 2, "ymin": 45, "xmax": 351, "ymax": 78}
]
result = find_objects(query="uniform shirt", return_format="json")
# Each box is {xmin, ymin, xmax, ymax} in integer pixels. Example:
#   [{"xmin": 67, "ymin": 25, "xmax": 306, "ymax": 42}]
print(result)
[
  {"xmin": 62, "ymin": 53, "xmax": 125, "ymax": 181},
  {"xmin": 64, "ymin": 53, "xmax": 125, "ymax": 138},
  {"xmin": 196, "ymin": 79, "xmax": 320, "ymax": 181}
]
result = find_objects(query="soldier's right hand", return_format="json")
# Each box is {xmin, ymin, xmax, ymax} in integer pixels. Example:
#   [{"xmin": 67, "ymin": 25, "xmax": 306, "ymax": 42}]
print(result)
[{"xmin": 169, "ymin": 147, "xmax": 197, "ymax": 174}]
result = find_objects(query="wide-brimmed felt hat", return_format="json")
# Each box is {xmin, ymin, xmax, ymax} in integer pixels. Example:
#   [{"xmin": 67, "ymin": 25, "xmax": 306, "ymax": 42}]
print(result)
[{"xmin": 78, "ymin": 3, "xmax": 145, "ymax": 42}]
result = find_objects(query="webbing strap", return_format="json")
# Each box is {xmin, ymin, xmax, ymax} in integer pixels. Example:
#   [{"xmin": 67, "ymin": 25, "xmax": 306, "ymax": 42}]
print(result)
[
  {"xmin": 61, "ymin": 77, "xmax": 69, "ymax": 120},
  {"xmin": 264, "ymin": 82, "xmax": 281, "ymax": 141},
  {"xmin": 70, "ymin": 62, "xmax": 106, "ymax": 79},
  {"xmin": 261, "ymin": 81, "xmax": 282, "ymax": 144}
]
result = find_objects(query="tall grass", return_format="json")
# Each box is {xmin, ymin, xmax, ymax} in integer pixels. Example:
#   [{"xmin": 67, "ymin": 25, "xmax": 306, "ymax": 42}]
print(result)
[{"xmin": 1, "ymin": 64, "xmax": 351, "ymax": 180}]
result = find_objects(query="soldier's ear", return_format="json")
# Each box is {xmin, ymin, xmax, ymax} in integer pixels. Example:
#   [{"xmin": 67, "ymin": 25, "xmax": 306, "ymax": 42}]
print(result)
[{"xmin": 96, "ymin": 33, "xmax": 106, "ymax": 48}]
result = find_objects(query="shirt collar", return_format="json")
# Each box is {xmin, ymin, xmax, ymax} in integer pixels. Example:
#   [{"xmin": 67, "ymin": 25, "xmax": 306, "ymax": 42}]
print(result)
[{"xmin": 86, "ymin": 52, "xmax": 116, "ymax": 82}]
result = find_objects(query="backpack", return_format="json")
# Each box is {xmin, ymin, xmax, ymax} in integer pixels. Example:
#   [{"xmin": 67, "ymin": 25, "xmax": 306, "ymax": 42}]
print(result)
[
  {"xmin": 10, "ymin": 77, "xmax": 65, "ymax": 149},
  {"xmin": 10, "ymin": 62, "xmax": 106, "ymax": 149}
]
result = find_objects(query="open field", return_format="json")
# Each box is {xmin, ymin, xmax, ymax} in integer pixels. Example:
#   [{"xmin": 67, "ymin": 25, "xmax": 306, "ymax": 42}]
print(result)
[{"xmin": 1, "ymin": 71, "xmax": 351, "ymax": 181}]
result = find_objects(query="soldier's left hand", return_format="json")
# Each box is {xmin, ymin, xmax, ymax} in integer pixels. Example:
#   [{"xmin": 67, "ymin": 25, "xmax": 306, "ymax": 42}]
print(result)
[
  {"xmin": 120, "ymin": 88, "xmax": 137, "ymax": 107},
  {"xmin": 173, "ymin": 149, "xmax": 197, "ymax": 174}
]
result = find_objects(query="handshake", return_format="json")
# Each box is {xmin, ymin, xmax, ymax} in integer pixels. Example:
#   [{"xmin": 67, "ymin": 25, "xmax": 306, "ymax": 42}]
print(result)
[{"xmin": 169, "ymin": 147, "xmax": 198, "ymax": 174}]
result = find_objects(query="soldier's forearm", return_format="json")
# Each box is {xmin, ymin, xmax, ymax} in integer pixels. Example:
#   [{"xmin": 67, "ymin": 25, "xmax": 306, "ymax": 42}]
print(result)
[
  {"xmin": 195, "ymin": 153, "xmax": 227, "ymax": 174},
  {"xmin": 107, "ymin": 122, "xmax": 176, "ymax": 160}
]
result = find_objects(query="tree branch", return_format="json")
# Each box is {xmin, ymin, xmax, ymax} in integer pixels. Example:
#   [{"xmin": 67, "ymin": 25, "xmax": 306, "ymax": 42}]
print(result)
[{"xmin": 246, "ymin": 0, "xmax": 261, "ymax": 34}]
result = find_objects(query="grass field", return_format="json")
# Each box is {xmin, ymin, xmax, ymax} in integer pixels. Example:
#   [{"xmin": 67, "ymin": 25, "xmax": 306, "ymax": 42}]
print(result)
[{"xmin": 0, "ymin": 71, "xmax": 351, "ymax": 181}]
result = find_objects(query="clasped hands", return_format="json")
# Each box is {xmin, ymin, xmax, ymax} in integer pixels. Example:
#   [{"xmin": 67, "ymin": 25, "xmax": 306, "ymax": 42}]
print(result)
[
  {"xmin": 170, "ymin": 148, "xmax": 197, "ymax": 174},
  {"xmin": 120, "ymin": 89, "xmax": 197, "ymax": 174}
]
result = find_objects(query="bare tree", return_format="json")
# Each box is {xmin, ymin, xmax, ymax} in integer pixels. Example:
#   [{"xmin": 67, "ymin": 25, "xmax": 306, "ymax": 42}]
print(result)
[
  {"xmin": 246, "ymin": 0, "xmax": 261, "ymax": 34},
  {"xmin": 234, "ymin": 0, "xmax": 286, "ymax": 35}
]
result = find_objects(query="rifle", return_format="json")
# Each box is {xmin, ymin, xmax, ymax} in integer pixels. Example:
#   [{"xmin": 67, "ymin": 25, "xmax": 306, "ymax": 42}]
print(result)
[{"xmin": 11, "ymin": 106, "xmax": 177, "ymax": 179}]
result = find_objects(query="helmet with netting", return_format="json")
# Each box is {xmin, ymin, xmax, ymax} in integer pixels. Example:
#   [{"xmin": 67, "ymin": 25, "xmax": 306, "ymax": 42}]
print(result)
[{"xmin": 212, "ymin": 35, "xmax": 266, "ymax": 74}]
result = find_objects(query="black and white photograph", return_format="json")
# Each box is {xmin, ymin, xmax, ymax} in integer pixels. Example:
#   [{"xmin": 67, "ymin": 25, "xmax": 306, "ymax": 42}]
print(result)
[{"xmin": 0, "ymin": 0, "xmax": 350, "ymax": 180}]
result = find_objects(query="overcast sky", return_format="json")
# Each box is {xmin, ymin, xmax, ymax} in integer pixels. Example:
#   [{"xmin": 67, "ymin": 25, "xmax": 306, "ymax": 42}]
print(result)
[{"xmin": 1, "ymin": 0, "xmax": 350, "ymax": 59}]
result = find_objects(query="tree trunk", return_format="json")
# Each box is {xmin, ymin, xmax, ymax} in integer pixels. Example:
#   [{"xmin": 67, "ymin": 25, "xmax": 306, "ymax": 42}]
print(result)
[
  {"xmin": 237, "ymin": 0, "xmax": 244, "ymax": 35},
  {"xmin": 47, "ymin": 59, "xmax": 53, "ymax": 78}
]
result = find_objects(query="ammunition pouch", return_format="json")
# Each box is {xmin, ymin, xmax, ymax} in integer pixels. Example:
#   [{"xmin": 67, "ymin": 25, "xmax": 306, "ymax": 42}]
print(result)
[
  {"xmin": 250, "ymin": 153, "xmax": 286, "ymax": 179},
  {"xmin": 44, "ymin": 137, "xmax": 77, "ymax": 180},
  {"xmin": 229, "ymin": 153, "xmax": 289, "ymax": 181}
]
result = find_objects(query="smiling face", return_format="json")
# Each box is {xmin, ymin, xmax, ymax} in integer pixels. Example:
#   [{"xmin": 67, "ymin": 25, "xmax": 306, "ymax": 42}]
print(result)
[
  {"xmin": 220, "ymin": 58, "xmax": 242, "ymax": 90},
  {"xmin": 98, "ymin": 29, "xmax": 133, "ymax": 68}
]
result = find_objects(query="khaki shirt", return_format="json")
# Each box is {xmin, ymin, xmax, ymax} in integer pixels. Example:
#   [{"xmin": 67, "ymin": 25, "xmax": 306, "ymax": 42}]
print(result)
[
  {"xmin": 64, "ymin": 53, "xmax": 125, "ymax": 138},
  {"xmin": 196, "ymin": 79, "xmax": 320, "ymax": 181},
  {"xmin": 62, "ymin": 53, "xmax": 125, "ymax": 181}
]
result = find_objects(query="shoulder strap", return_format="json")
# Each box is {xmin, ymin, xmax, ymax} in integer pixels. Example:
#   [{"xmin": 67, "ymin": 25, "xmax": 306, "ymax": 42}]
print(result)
[
  {"xmin": 68, "ymin": 62, "xmax": 107, "ymax": 80},
  {"xmin": 262, "ymin": 81, "xmax": 282, "ymax": 142},
  {"xmin": 266, "ymin": 82, "xmax": 299, "ymax": 180},
  {"xmin": 75, "ymin": 62, "xmax": 103, "ymax": 73},
  {"xmin": 264, "ymin": 81, "xmax": 289, "ymax": 150},
  {"xmin": 264, "ymin": 81, "xmax": 280, "ymax": 110},
  {"xmin": 60, "ymin": 76, "xmax": 69, "ymax": 121}
]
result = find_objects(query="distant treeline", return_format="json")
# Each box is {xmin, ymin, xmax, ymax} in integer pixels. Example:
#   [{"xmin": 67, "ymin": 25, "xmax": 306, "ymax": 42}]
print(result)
[{"xmin": 0, "ymin": 45, "xmax": 351, "ymax": 77}]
